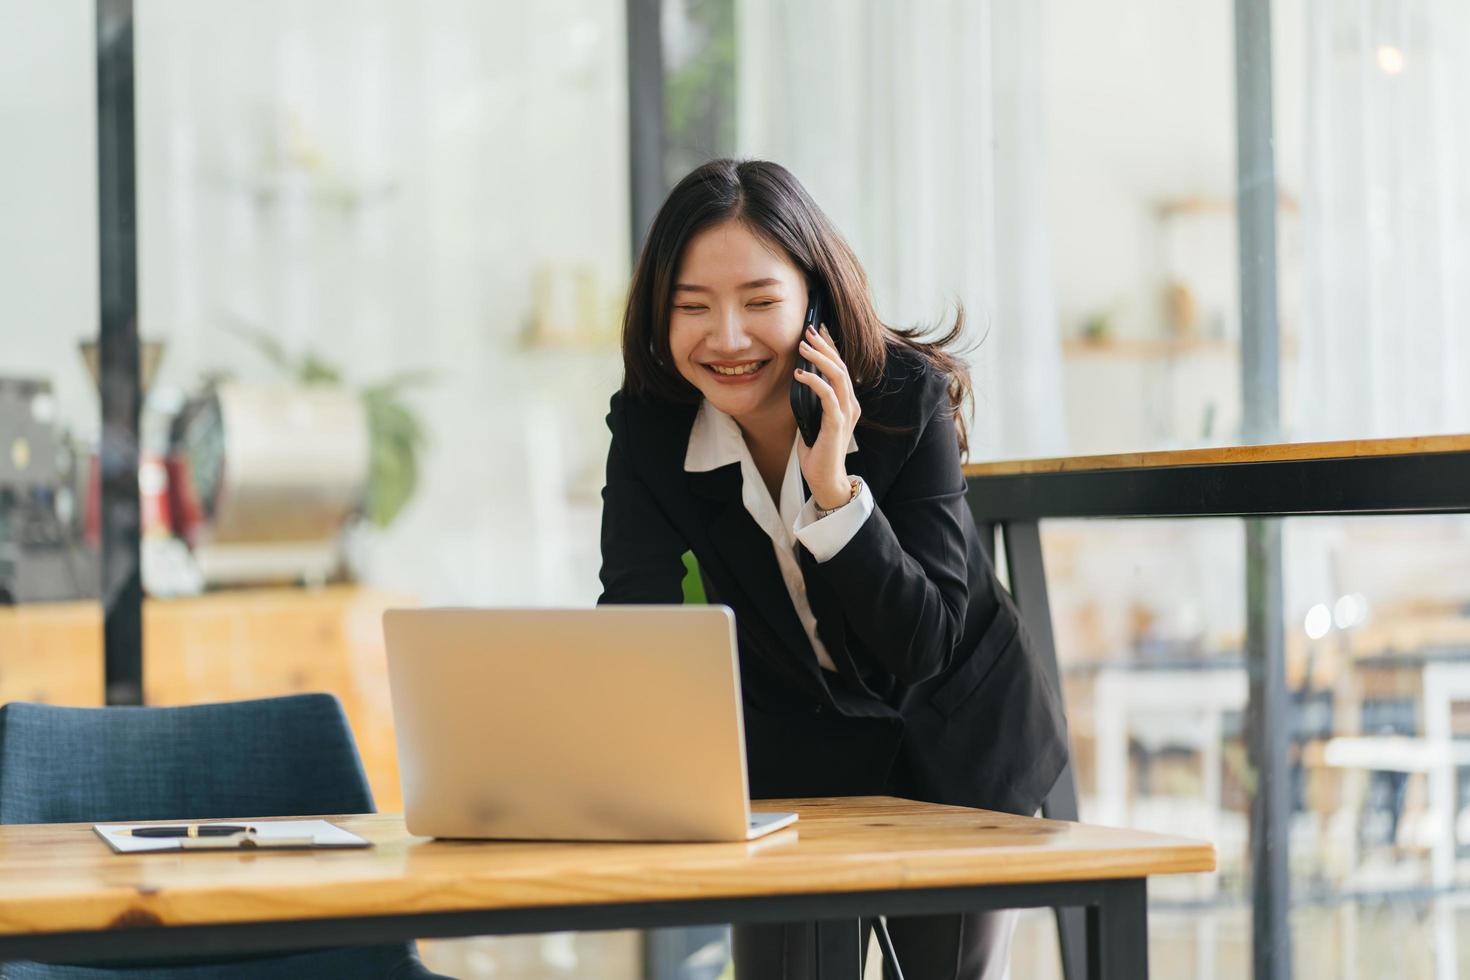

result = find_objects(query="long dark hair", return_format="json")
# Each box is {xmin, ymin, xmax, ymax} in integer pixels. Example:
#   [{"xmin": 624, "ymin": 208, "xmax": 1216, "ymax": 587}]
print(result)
[{"xmin": 620, "ymin": 158, "xmax": 974, "ymax": 454}]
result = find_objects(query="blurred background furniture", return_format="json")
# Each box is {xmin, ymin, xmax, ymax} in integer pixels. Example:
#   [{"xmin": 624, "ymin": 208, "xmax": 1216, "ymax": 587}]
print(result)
[
  {"xmin": 1092, "ymin": 664, "xmax": 1247, "ymax": 863},
  {"xmin": 0, "ymin": 694, "xmax": 447, "ymax": 979},
  {"xmin": 965, "ymin": 433, "xmax": 1470, "ymax": 980},
  {"xmin": 0, "ymin": 587, "xmax": 408, "ymax": 811}
]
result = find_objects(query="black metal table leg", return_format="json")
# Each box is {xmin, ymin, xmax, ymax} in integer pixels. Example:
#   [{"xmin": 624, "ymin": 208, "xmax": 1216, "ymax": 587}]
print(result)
[
  {"xmin": 1086, "ymin": 879, "xmax": 1148, "ymax": 980},
  {"xmin": 1055, "ymin": 897, "xmax": 1091, "ymax": 980},
  {"xmin": 1045, "ymin": 762, "xmax": 1090, "ymax": 980},
  {"xmin": 1003, "ymin": 519, "xmax": 1089, "ymax": 980},
  {"xmin": 815, "ymin": 918, "xmax": 863, "ymax": 980}
]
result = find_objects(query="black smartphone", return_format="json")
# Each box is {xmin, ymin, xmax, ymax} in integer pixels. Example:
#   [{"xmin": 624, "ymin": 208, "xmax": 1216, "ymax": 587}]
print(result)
[{"xmin": 790, "ymin": 287, "xmax": 825, "ymax": 447}]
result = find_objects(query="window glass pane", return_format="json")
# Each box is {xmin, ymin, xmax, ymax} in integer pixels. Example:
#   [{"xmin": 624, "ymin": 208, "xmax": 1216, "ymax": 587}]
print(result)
[
  {"xmin": 1008, "ymin": 514, "xmax": 1470, "ymax": 980},
  {"xmin": 0, "ymin": 0, "xmax": 104, "ymax": 700},
  {"xmin": 663, "ymin": 0, "xmax": 737, "ymax": 179},
  {"xmin": 1045, "ymin": 1, "xmax": 1242, "ymax": 456},
  {"xmin": 1281, "ymin": 513, "xmax": 1470, "ymax": 978},
  {"xmin": 1274, "ymin": 0, "xmax": 1470, "ymax": 443},
  {"xmin": 133, "ymin": 1, "xmax": 633, "ymax": 973},
  {"xmin": 1032, "ymin": 519, "xmax": 1248, "ymax": 977}
]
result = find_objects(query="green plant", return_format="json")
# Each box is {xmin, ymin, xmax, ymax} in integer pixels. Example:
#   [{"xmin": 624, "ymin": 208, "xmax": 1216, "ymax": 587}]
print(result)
[{"xmin": 232, "ymin": 326, "xmax": 432, "ymax": 529}]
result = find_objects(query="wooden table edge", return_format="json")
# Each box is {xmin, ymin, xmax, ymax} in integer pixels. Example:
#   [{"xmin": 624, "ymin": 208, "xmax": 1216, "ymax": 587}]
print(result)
[
  {"xmin": 963, "ymin": 432, "xmax": 1470, "ymax": 478},
  {"xmin": 0, "ymin": 803, "xmax": 1218, "ymax": 936}
]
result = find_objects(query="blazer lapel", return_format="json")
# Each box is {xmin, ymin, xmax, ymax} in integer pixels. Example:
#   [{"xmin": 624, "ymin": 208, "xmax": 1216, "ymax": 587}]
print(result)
[
  {"xmin": 686, "ymin": 465, "xmax": 827, "ymax": 692},
  {"xmin": 795, "ymin": 452, "xmax": 894, "ymax": 703}
]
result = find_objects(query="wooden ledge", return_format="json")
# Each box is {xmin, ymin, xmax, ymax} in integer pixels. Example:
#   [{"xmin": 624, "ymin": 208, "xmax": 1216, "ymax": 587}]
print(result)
[{"xmin": 964, "ymin": 434, "xmax": 1470, "ymax": 479}]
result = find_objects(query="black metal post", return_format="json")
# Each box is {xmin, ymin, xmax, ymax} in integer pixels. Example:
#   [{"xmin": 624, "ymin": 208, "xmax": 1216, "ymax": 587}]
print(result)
[
  {"xmin": 1002, "ymin": 520, "xmax": 1087, "ymax": 980},
  {"xmin": 1085, "ymin": 879, "xmax": 1149, "ymax": 980},
  {"xmin": 96, "ymin": 0, "xmax": 143, "ymax": 706},
  {"xmin": 976, "ymin": 520, "xmax": 997, "ymax": 564},
  {"xmin": 814, "ymin": 919, "xmax": 862, "ymax": 980},
  {"xmin": 1235, "ymin": 0, "xmax": 1289, "ymax": 975},
  {"xmin": 626, "ymin": 0, "xmax": 666, "ymax": 260},
  {"xmin": 1245, "ymin": 517, "xmax": 1290, "ymax": 978},
  {"xmin": 1235, "ymin": 0, "xmax": 1281, "ymax": 445}
]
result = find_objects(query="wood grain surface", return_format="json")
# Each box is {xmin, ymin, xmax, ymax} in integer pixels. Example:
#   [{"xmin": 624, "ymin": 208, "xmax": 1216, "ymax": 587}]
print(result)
[
  {"xmin": 963, "ymin": 433, "xmax": 1470, "ymax": 478},
  {"xmin": 0, "ymin": 797, "xmax": 1214, "ymax": 937}
]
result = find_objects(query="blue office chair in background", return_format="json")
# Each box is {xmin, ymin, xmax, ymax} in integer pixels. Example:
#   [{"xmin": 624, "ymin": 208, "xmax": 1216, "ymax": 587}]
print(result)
[{"xmin": 0, "ymin": 694, "xmax": 452, "ymax": 980}]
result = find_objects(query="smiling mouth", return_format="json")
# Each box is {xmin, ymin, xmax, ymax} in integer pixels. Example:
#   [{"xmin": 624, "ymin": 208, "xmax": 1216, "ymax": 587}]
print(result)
[{"xmin": 705, "ymin": 361, "xmax": 769, "ymax": 377}]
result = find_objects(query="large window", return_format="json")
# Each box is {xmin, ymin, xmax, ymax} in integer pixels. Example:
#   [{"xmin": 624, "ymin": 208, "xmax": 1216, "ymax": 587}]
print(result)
[{"xmin": 138, "ymin": 1, "xmax": 633, "ymax": 973}]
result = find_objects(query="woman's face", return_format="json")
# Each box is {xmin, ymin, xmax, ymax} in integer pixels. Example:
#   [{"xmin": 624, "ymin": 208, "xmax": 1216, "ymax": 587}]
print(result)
[{"xmin": 667, "ymin": 219, "xmax": 807, "ymax": 425}]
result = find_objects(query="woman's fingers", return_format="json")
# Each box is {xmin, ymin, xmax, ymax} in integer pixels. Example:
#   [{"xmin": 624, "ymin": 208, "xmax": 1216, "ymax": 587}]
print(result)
[
  {"xmin": 811, "ymin": 324, "xmax": 855, "ymax": 396},
  {"xmin": 797, "ymin": 337, "xmax": 841, "ymax": 378},
  {"xmin": 799, "ymin": 331, "xmax": 858, "ymax": 416},
  {"xmin": 793, "ymin": 365, "xmax": 843, "ymax": 423},
  {"xmin": 819, "ymin": 325, "xmax": 858, "ymax": 411},
  {"xmin": 794, "ymin": 326, "xmax": 858, "ymax": 498}
]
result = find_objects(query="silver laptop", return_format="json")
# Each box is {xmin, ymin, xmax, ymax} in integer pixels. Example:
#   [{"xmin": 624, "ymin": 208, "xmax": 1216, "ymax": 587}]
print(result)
[{"xmin": 383, "ymin": 605, "xmax": 798, "ymax": 842}]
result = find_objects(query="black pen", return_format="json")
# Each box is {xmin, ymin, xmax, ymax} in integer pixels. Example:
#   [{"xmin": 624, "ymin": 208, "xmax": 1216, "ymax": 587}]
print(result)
[{"xmin": 129, "ymin": 824, "xmax": 254, "ymax": 838}]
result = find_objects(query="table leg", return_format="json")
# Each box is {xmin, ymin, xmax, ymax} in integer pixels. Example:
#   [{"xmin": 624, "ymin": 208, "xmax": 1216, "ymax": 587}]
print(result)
[
  {"xmin": 815, "ymin": 918, "xmax": 863, "ymax": 980},
  {"xmin": 1003, "ymin": 519, "xmax": 1089, "ymax": 980},
  {"xmin": 1086, "ymin": 879, "xmax": 1148, "ymax": 980}
]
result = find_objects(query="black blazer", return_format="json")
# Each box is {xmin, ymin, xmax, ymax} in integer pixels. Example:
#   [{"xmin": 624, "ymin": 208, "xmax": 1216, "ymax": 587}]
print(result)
[{"xmin": 597, "ymin": 346, "xmax": 1068, "ymax": 816}]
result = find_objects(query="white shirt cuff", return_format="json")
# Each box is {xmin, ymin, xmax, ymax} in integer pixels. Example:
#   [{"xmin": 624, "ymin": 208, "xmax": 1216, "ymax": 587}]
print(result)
[{"xmin": 793, "ymin": 480, "xmax": 874, "ymax": 563}]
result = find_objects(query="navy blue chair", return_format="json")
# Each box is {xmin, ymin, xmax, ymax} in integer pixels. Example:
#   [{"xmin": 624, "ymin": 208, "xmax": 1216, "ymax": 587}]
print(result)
[{"xmin": 0, "ymin": 694, "xmax": 452, "ymax": 980}]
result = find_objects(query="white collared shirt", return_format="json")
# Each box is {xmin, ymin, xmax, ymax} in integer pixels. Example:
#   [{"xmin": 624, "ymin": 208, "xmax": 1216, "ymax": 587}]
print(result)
[{"xmin": 683, "ymin": 400, "xmax": 874, "ymax": 672}]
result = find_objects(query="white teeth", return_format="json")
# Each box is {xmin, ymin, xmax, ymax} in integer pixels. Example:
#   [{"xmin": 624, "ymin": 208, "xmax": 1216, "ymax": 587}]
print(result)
[{"xmin": 710, "ymin": 362, "xmax": 763, "ymax": 376}]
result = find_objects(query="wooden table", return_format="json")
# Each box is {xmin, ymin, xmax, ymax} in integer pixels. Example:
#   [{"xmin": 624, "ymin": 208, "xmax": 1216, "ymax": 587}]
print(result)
[{"xmin": 0, "ymin": 797, "xmax": 1213, "ymax": 979}]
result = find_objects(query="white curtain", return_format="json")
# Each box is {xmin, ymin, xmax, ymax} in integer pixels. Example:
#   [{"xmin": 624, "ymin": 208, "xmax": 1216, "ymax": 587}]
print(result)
[
  {"xmin": 733, "ymin": 0, "xmax": 1066, "ymax": 461},
  {"xmin": 1295, "ymin": 0, "xmax": 1470, "ymax": 441}
]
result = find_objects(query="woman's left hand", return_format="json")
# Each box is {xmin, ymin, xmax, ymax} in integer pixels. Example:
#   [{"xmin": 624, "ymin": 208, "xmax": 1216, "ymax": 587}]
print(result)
[{"xmin": 793, "ymin": 323, "xmax": 861, "ymax": 510}]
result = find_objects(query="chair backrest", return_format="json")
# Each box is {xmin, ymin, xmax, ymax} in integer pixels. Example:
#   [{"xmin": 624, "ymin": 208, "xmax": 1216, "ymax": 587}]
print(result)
[{"xmin": 0, "ymin": 694, "xmax": 375, "ymax": 825}]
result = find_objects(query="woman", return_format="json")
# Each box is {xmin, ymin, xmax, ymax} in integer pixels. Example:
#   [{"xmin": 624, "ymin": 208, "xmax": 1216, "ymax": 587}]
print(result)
[{"xmin": 598, "ymin": 159, "xmax": 1068, "ymax": 979}]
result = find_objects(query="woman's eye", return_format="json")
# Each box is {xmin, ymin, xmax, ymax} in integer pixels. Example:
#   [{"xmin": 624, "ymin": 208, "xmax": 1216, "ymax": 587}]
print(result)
[
  {"xmin": 675, "ymin": 304, "xmax": 707, "ymax": 313},
  {"xmin": 748, "ymin": 300, "xmax": 778, "ymax": 309}
]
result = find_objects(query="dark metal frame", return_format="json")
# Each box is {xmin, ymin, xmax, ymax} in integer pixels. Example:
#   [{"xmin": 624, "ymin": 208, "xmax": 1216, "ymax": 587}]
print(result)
[
  {"xmin": 0, "ymin": 877, "xmax": 1151, "ymax": 980},
  {"xmin": 625, "ymin": 0, "xmax": 666, "ymax": 258},
  {"xmin": 95, "ymin": 0, "xmax": 143, "ymax": 706},
  {"xmin": 967, "ymin": 452, "xmax": 1470, "ymax": 523},
  {"xmin": 1233, "ymin": 0, "xmax": 1289, "ymax": 968},
  {"xmin": 1004, "ymin": 521, "xmax": 1090, "ymax": 980}
]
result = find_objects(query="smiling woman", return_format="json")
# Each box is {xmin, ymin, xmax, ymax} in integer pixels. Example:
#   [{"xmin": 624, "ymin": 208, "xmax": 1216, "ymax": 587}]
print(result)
[{"xmin": 598, "ymin": 159, "xmax": 1070, "ymax": 980}]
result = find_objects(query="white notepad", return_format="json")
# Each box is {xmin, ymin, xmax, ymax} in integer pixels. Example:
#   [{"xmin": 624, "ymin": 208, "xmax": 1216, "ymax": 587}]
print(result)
[{"xmin": 94, "ymin": 820, "xmax": 371, "ymax": 853}]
